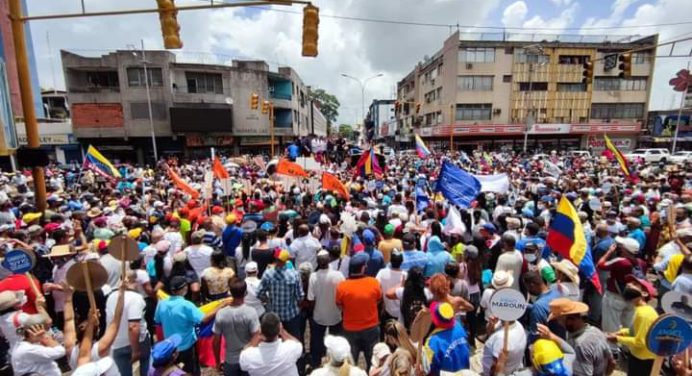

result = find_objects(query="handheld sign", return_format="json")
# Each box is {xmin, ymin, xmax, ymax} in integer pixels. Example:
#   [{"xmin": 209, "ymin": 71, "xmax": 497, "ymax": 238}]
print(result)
[
  {"xmin": 489, "ymin": 288, "xmax": 528, "ymax": 353},
  {"xmin": 1, "ymin": 249, "xmax": 35, "ymax": 274},
  {"xmin": 66, "ymin": 260, "xmax": 108, "ymax": 311},
  {"xmin": 108, "ymin": 235, "xmax": 139, "ymax": 262},
  {"xmin": 661, "ymin": 290, "xmax": 692, "ymax": 322},
  {"xmin": 646, "ymin": 314, "xmax": 692, "ymax": 375}
]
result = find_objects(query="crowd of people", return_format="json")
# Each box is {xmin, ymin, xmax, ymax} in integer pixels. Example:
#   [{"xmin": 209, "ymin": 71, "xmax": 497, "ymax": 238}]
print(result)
[{"xmin": 0, "ymin": 138, "xmax": 691, "ymax": 376}]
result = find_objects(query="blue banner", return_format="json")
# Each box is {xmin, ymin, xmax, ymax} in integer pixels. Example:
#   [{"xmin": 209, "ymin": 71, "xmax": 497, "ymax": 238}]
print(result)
[{"xmin": 434, "ymin": 161, "xmax": 481, "ymax": 209}]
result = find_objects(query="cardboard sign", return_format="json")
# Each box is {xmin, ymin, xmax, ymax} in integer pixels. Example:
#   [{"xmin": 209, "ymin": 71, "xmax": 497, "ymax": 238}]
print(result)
[
  {"xmin": 66, "ymin": 260, "xmax": 108, "ymax": 292},
  {"xmin": 108, "ymin": 235, "xmax": 140, "ymax": 261},
  {"xmin": 489, "ymin": 288, "xmax": 527, "ymax": 321},
  {"xmin": 646, "ymin": 314, "xmax": 692, "ymax": 357},
  {"xmin": 661, "ymin": 290, "xmax": 692, "ymax": 322},
  {"xmin": 1, "ymin": 249, "xmax": 35, "ymax": 274}
]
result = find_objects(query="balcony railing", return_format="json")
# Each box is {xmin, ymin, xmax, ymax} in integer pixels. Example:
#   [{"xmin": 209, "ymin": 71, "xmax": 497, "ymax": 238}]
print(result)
[{"xmin": 270, "ymin": 92, "xmax": 292, "ymax": 101}]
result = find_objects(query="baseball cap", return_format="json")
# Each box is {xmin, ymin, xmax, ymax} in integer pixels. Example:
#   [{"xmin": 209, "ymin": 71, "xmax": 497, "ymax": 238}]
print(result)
[
  {"xmin": 383, "ymin": 223, "xmax": 395, "ymax": 236},
  {"xmin": 548, "ymin": 298, "xmax": 588, "ymax": 321},
  {"xmin": 274, "ymin": 248, "xmax": 290, "ymax": 262},
  {"xmin": 324, "ymin": 335, "xmax": 351, "ymax": 362},
  {"xmin": 481, "ymin": 223, "xmax": 496, "ymax": 234},
  {"xmin": 169, "ymin": 276, "xmax": 187, "ymax": 291},
  {"xmin": 245, "ymin": 261, "xmax": 258, "ymax": 274},
  {"xmin": 362, "ymin": 229, "xmax": 376, "ymax": 246},
  {"xmin": 260, "ymin": 221, "xmax": 275, "ymax": 232},
  {"xmin": 430, "ymin": 301, "xmax": 455, "ymax": 329},
  {"xmin": 349, "ymin": 252, "xmax": 369, "ymax": 269},
  {"xmin": 614, "ymin": 236, "xmax": 639, "ymax": 255},
  {"xmin": 151, "ymin": 334, "xmax": 182, "ymax": 367}
]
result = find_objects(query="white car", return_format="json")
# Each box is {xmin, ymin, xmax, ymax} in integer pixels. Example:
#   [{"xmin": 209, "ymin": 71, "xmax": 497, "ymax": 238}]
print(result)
[
  {"xmin": 670, "ymin": 151, "xmax": 692, "ymax": 164},
  {"xmin": 569, "ymin": 150, "xmax": 592, "ymax": 159},
  {"xmin": 625, "ymin": 148, "xmax": 671, "ymax": 163}
]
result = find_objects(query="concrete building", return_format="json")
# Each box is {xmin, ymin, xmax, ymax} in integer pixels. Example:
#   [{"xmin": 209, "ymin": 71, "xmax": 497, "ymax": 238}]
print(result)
[
  {"xmin": 61, "ymin": 50, "xmax": 326, "ymax": 164},
  {"xmin": 396, "ymin": 31, "xmax": 657, "ymax": 152},
  {"xmin": 365, "ymin": 99, "xmax": 395, "ymax": 142}
]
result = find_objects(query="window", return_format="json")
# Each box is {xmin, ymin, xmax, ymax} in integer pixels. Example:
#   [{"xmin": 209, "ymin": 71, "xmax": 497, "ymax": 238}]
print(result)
[
  {"xmin": 594, "ymin": 77, "xmax": 647, "ymax": 91},
  {"xmin": 590, "ymin": 103, "xmax": 645, "ymax": 119},
  {"xmin": 557, "ymin": 83, "xmax": 587, "ymax": 92},
  {"xmin": 456, "ymin": 104, "xmax": 492, "ymax": 121},
  {"xmin": 632, "ymin": 52, "xmax": 651, "ymax": 64},
  {"xmin": 515, "ymin": 51, "xmax": 549, "ymax": 64},
  {"xmin": 519, "ymin": 82, "xmax": 548, "ymax": 91},
  {"xmin": 127, "ymin": 67, "xmax": 163, "ymax": 87},
  {"xmin": 185, "ymin": 72, "xmax": 223, "ymax": 94},
  {"xmin": 459, "ymin": 48, "xmax": 495, "ymax": 63},
  {"xmin": 130, "ymin": 102, "xmax": 167, "ymax": 120},
  {"xmin": 424, "ymin": 88, "xmax": 442, "ymax": 103},
  {"xmin": 85, "ymin": 71, "xmax": 119, "ymax": 88},
  {"xmin": 503, "ymin": 75, "xmax": 512, "ymax": 83},
  {"xmin": 558, "ymin": 55, "xmax": 590, "ymax": 65},
  {"xmin": 458, "ymin": 76, "xmax": 493, "ymax": 91}
]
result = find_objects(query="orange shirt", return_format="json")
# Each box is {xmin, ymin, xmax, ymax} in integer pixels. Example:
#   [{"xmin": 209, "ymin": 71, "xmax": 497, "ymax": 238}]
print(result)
[{"xmin": 336, "ymin": 276, "xmax": 382, "ymax": 331}]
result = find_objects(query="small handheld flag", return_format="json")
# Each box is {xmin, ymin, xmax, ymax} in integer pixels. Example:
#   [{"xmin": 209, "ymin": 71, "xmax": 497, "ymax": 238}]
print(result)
[
  {"xmin": 212, "ymin": 157, "xmax": 230, "ymax": 179},
  {"xmin": 415, "ymin": 134, "xmax": 431, "ymax": 158},
  {"xmin": 84, "ymin": 145, "xmax": 121, "ymax": 179},
  {"xmin": 604, "ymin": 134, "xmax": 632, "ymax": 180}
]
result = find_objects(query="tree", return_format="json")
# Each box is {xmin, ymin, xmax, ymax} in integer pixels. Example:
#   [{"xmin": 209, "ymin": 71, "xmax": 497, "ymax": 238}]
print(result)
[
  {"xmin": 337, "ymin": 124, "xmax": 353, "ymax": 139},
  {"xmin": 308, "ymin": 88, "xmax": 339, "ymax": 125}
]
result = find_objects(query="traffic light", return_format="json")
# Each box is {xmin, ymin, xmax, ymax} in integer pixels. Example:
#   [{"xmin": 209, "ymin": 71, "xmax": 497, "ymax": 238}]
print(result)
[
  {"xmin": 156, "ymin": 0, "xmax": 183, "ymax": 49},
  {"xmin": 618, "ymin": 53, "xmax": 632, "ymax": 78},
  {"xmin": 582, "ymin": 61, "xmax": 594, "ymax": 84},
  {"xmin": 250, "ymin": 93, "xmax": 259, "ymax": 110},
  {"xmin": 415, "ymin": 103, "xmax": 421, "ymax": 114},
  {"xmin": 262, "ymin": 100, "xmax": 270, "ymax": 114},
  {"xmin": 302, "ymin": 4, "xmax": 319, "ymax": 57}
]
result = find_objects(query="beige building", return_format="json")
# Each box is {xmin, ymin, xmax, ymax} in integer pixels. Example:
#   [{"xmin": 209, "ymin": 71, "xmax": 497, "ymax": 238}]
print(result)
[{"xmin": 397, "ymin": 31, "xmax": 657, "ymax": 151}]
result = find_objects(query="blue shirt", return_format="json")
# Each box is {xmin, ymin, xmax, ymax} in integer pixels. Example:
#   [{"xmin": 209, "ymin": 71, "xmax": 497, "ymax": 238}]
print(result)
[
  {"xmin": 256, "ymin": 266, "xmax": 303, "ymax": 321},
  {"xmin": 222, "ymin": 225, "xmax": 243, "ymax": 257},
  {"xmin": 592, "ymin": 235, "xmax": 614, "ymax": 262},
  {"xmin": 364, "ymin": 247, "xmax": 385, "ymax": 277},
  {"xmin": 528, "ymin": 288, "xmax": 561, "ymax": 343},
  {"xmin": 401, "ymin": 250, "xmax": 428, "ymax": 272},
  {"xmin": 627, "ymin": 228, "xmax": 646, "ymax": 254},
  {"xmin": 423, "ymin": 322, "xmax": 470, "ymax": 375},
  {"xmin": 516, "ymin": 236, "xmax": 547, "ymax": 259},
  {"xmin": 425, "ymin": 250, "xmax": 453, "ymax": 278},
  {"xmin": 288, "ymin": 144, "xmax": 300, "ymax": 159},
  {"xmin": 154, "ymin": 296, "xmax": 204, "ymax": 351}
]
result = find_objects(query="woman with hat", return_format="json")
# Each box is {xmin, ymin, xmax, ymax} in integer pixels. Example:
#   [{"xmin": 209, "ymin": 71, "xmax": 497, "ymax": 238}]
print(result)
[{"xmin": 605, "ymin": 275, "xmax": 659, "ymax": 376}]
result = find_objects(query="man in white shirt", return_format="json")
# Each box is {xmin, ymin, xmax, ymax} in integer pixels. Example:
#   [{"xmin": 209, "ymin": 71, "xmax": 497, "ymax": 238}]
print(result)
[
  {"xmin": 495, "ymin": 234, "xmax": 523, "ymax": 291},
  {"xmin": 11, "ymin": 323, "xmax": 65, "ymax": 376},
  {"xmin": 375, "ymin": 250, "xmax": 406, "ymax": 322},
  {"xmin": 481, "ymin": 318, "xmax": 527, "ymax": 376},
  {"xmin": 290, "ymin": 224, "xmax": 322, "ymax": 269},
  {"xmin": 184, "ymin": 230, "xmax": 214, "ymax": 277},
  {"xmin": 239, "ymin": 312, "xmax": 302, "ymax": 376},
  {"xmin": 308, "ymin": 250, "xmax": 345, "ymax": 368},
  {"xmin": 108, "ymin": 272, "xmax": 150, "ymax": 376}
]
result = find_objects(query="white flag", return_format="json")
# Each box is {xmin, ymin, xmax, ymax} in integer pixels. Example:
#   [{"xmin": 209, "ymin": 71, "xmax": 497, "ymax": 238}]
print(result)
[
  {"xmin": 544, "ymin": 161, "xmax": 562, "ymax": 177},
  {"xmin": 443, "ymin": 206, "xmax": 467, "ymax": 235},
  {"xmin": 473, "ymin": 174, "xmax": 510, "ymax": 194}
]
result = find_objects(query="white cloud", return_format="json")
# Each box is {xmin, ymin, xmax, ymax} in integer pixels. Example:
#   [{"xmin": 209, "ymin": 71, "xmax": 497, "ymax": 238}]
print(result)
[
  {"xmin": 549, "ymin": 0, "xmax": 572, "ymax": 7},
  {"xmin": 501, "ymin": 1, "xmax": 578, "ymax": 32},
  {"xmin": 502, "ymin": 1, "xmax": 528, "ymax": 29}
]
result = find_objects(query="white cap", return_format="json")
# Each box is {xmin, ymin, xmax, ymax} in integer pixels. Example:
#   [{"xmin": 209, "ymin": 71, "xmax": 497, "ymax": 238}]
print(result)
[
  {"xmin": 615, "ymin": 236, "xmax": 640, "ymax": 254},
  {"xmin": 245, "ymin": 261, "xmax": 258, "ymax": 273},
  {"xmin": 324, "ymin": 335, "xmax": 351, "ymax": 362}
]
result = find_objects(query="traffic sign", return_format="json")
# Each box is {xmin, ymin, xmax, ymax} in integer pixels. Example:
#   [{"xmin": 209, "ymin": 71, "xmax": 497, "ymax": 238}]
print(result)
[
  {"xmin": 1, "ymin": 249, "xmax": 35, "ymax": 274},
  {"xmin": 489, "ymin": 288, "xmax": 527, "ymax": 321},
  {"xmin": 646, "ymin": 314, "xmax": 692, "ymax": 357}
]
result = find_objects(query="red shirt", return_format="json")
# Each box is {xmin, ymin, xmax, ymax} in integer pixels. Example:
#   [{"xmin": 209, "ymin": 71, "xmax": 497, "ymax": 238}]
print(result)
[
  {"xmin": 336, "ymin": 276, "xmax": 382, "ymax": 331},
  {"xmin": 0, "ymin": 274, "xmax": 42, "ymax": 314},
  {"xmin": 598, "ymin": 256, "xmax": 646, "ymax": 294}
]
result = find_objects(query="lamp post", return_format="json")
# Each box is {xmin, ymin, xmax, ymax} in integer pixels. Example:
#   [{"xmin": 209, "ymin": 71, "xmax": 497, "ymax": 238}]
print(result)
[
  {"xmin": 522, "ymin": 44, "xmax": 546, "ymax": 153},
  {"xmin": 341, "ymin": 73, "xmax": 383, "ymax": 142},
  {"xmin": 133, "ymin": 40, "xmax": 159, "ymax": 163}
]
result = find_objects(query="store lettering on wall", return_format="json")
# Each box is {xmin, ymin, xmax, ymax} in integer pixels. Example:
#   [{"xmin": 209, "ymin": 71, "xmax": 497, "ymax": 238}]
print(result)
[
  {"xmin": 17, "ymin": 135, "xmax": 70, "ymax": 145},
  {"xmin": 588, "ymin": 136, "xmax": 633, "ymax": 151}
]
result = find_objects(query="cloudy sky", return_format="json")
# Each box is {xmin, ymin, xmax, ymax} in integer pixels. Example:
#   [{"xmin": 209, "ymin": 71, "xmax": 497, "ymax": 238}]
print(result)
[{"xmin": 26, "ymin": 0, "xmax": 692, "ymax": 125}]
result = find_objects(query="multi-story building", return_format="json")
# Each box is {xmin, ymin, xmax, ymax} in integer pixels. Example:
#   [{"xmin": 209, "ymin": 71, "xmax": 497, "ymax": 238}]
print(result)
[
  {"xmin": 61, "ymin": 50, "xmax": 326, "ymax": 164},
  {"xmin": 396, "ymin": 31, "xmax": 657, "ymax": 152},
  {"xmin": 365, "ymin": 99, "xmax": 395, "ymax": 142}
]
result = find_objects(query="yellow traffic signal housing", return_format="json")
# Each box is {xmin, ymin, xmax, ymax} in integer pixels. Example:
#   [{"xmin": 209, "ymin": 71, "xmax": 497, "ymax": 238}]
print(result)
[
  {"xmin": 618, "ymin": 53, "xmax": 632, "ymax": 78},
  {"xmin": 302, "ymin": 4, "xmax": 319, "ymax": 57},
  {"xmin": 262, "ymin": 100, "xmax": 270, "ymax": 114},
  {"xmin": 250, "ymin": 93, "xmax": 259, "ymax": 110},
  {"xmin": 157, "ymin": 0, "xmax": 183, "ymax": 49},
  {"xmin": 582, "ymin": 61, "xmax": 594, "ymax": 84}
]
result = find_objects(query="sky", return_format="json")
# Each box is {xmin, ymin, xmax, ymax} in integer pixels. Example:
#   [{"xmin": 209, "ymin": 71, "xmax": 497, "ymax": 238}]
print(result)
[{"xmin": 25, "ymin": 0, "xmax": 692, "ymax": 126}]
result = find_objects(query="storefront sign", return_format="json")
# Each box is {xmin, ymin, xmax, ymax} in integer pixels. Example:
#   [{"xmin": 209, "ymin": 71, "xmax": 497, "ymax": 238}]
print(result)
[
  {"xmin": 186, "ymin": 134, "xmax": 234, "ymax": 147},
  {"xmin": 417, "ymin": 122, "xmax": 641, "ymax": 138},
  {"xmin": 529, "ymin": 123, "xmax": 570, "ymax": 134},
  {"xmin": 17, "ymin": 134, "xmax": 71, "ymax": 145},
  {"xmin": 587, "ymin": 136, "xmax": 634, "ymax": 152}
]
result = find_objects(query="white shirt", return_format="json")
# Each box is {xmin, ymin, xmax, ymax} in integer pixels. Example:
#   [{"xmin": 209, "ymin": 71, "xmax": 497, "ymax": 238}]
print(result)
[
  {"xmin": 480, "ymin": 288, "xmax": 496, "ymax": 321},
  {"xmin": 52, "ymin": 259, "xmax": 76, "ymax": 312},
  {"xmin": 308, "ymin": 268, "xmax": 344, "ymax": 326},
  {"xmin": 184, "ymin": 244, "xmax": 214, "ymax": 277},
  {"xmin": 311, "ymin": 364, "xmax": 367, "ymax": 376},
  {"xmin": 481, "ymin": 321, "xmax": 527, "ymax": 376},
  {"xmin": 376, "ymin": 268, "xmax": 406, "ymax": 319},
  {"xmin": 245, "ymin": 276, "xmax": 265, "ymax": 317},
  {"xmin": 239, "ymin": 339, "xmax": 302, "ymax": 376},
  {"xmin": 100, "ymin": 253, "xmax": 123, "ymax": 289},
  {"xmin": 11, "ymin": 341, "xmax": 66, "ymax": 376},
  {"xmin": 290, "ymin": 235, "xmax": 322, "ymax": 269},
  {"xmin": 106, "ymin": 290, "xmax": 148, "ymax": 350},
  {"xmin": 329, "ymin": 256, "xmax": 350, "ymax": 279},
  {"xmin": 163, "ymin": 231, "xmax": 184, "ymax": 254}
]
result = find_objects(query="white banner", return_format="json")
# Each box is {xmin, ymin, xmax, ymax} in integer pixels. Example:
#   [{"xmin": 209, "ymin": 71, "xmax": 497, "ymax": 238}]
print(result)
[
  {"xmin": 473, "ymin": 173, "xmax": 510, "ymax": 194},
  {"xmin": 443, "ymin": 206, "xmax": 467, "ymax": 235}
]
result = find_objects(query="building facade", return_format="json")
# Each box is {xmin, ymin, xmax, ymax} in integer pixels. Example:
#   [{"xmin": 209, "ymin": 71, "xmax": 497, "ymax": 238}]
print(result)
[
  {"xmin": 61, "ymin": 50, "xmax": 327, "ymax": 164},
  {"xmin": 396, "ymin": 31, "xmax": 657, "ymax": 152},
  {"xmin": 365, "ymin": 99, "xmax": 395, "ymax": 142}
]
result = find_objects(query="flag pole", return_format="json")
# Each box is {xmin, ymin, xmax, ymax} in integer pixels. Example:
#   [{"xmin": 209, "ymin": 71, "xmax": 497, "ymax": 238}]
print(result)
[{"xmin": 672, "ymin": 61, "xmax": 690, "ymax": 154}]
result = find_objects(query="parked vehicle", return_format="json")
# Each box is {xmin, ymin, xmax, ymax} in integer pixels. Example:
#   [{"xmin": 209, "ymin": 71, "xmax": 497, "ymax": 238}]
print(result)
[
  {"xmin": 569, "ymin": 150, "xmax": 592, "ymax": 158},
  {"xmin": 670, "ymin": 151, "xmax": 692, "ymax": 164},
  {"xmin": 625, "ymin": 148, "xmax": 670, "ymax": 163}
]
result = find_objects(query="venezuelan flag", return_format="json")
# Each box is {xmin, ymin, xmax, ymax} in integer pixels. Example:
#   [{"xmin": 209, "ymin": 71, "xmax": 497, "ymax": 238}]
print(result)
[
  {"xmin": 546, "ymin": 197, "xmax": 602, "ymax": 294},
  {"xmin": 415, "ymin": 134, "xmax": 431, "ymax": 158},
  {"xmin": 604, "ymin": 134, "xmax": 632, "ymax": 180},
  {"xmin": 354, "ymin": 148, "xmax": 383, "ymax": 177},
  {"xmin": 84, "ymin": 145, "xmax": 121, "ymax": 179}
]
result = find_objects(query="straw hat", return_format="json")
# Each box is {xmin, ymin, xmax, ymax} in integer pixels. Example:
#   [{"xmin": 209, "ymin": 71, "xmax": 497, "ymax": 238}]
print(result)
[
  {"xmin": 551, "ymin": 259, "xmax": 580, "ymax": 284},
  {"xmin": 45, "ymin": 244, "xmax": 75, "ymax": 258},
  {"xmin": 491, "ymin": 270, "xmax": 514, "ymax": 289}
]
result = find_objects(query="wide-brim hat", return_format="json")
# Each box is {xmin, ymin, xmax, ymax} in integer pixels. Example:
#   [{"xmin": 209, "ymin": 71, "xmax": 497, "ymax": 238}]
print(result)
[
  {"xmin": 625, "ymin": 274, "xmax": 656, "ymax": 298},
  {"xmin": 45, "ymin": 244, "xmax": 75, "ymax": 258},
  {"xmin": 551, "ymin": 260, "xmax": 580, "ymax": 284},
  {"xmin": 491, "ymin": 270, "xmax": 514, "ymax": 289},
  {"xmin": 548, "ymin": 297, "xmax": 588, "ymax": 321},
  {"xmin": 87, "ymin": 207, "xmax": 103, "ymax": 218}
]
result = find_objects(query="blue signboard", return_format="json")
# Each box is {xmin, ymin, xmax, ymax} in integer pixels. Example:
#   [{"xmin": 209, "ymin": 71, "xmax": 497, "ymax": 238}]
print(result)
[
  {"xmin": 1, "ymin": 249, "xmax": 34, "ymax": 274},
  {"xmin": 646, "ymin": 314, "xmax": 692, "ymax": 357}
]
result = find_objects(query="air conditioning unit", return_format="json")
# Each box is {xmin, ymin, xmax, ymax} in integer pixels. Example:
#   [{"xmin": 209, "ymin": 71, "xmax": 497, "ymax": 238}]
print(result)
[
  {"xmin": 493, "ymin": 108, "xmax": 502, "ymax": 115},
  {"xmin": 466, "ymin": 63, "xmax": 473, "ymax": 69}
]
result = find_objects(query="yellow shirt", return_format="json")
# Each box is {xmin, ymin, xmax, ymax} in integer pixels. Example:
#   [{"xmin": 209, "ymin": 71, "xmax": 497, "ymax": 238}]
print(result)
[
  {"xmin": 378, "ymin": 238, "xmax": 403, "ymax": 264},
  {"xmin": 617, "ymin": 304, "xmax": 658, "ymax": 360}
]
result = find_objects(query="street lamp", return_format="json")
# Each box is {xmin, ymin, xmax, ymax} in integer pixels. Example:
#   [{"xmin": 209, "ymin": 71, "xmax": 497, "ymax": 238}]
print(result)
[
  {"xmin": 522, "ymin": 44, "xmax": 546, "ymax": 153},
  {"xmin": 341, "ymin": 73, "xmax": 383, "ymax": 142},
  {"xmin": 132, "ymin": 39, "xmax": 159, "ymax": 163}
]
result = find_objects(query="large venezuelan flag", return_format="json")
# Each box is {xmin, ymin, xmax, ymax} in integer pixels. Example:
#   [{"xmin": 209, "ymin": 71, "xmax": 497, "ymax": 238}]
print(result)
[
  {"xmin": 415, "ymin": 134, "xmax": 431, "ymax": 158},
  {"xmin": 84, "ymin": 145, "xmax": 121, "ymax": 178},
  {"xmin": 604, "ymin": 134, "xmax": 632, "ymax": 180},
  {"xmin": 547, "ymin": 197, "xmax": 602, "ymax": 294}
]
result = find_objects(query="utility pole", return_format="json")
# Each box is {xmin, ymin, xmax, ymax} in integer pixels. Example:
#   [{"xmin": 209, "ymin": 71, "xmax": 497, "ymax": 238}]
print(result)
[
  {"xmin": 140, "ymin": 40, "xmax": 159, "ymax": 162},
  {"xmin": 9, "ymin": 0, "xmax": 47, "ymax": 212}
]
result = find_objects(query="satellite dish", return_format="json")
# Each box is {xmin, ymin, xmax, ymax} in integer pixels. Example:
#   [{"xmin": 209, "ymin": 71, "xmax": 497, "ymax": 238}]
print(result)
[{"xmin": 225, "ymin": 97, "xmax": 234, "ymax": 105}]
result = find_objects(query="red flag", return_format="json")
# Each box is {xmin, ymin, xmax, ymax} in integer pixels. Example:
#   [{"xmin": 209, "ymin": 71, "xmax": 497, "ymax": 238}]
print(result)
[
  {"xmin": 168, "ymin": 169, "xmax": 200, "ymax": 199},
  {"xmin": 213, "ymin": 157, "xmax": 229, "ymax": 179},
  {"xmin": 276, "ymin": 159, "xmax": 309, "ymax": 178},
  {"xmin": 322, "ymin": 172, "xmax": 350, "ymax": 200}
]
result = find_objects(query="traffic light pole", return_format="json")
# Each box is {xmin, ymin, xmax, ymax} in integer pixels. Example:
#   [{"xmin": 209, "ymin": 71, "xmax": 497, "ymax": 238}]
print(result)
[
  {"xmin": 9, "ymin": 0, "xmax": 47, "ymax": 212},
  {"xmin": 270, "ymin": 103, "xmax": 275, "ymax": 158},
  {"xmin": 672, "ymin": 61, "xmax": 691, "ymax": 154}
]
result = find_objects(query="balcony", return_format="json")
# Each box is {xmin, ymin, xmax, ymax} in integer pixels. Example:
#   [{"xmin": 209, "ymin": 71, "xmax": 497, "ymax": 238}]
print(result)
[{"xmin": 270, "ymin": 92, "xmax": 292, "ymax": 101}]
